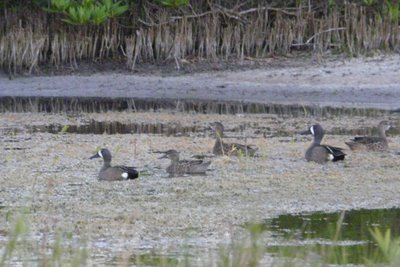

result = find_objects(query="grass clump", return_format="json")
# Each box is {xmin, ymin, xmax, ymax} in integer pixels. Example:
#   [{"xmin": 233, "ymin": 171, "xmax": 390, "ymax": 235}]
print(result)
[
  {"xmin": 0, "ymin": 213, "xmax": 88, "ymax": 267},
  {"xmin": 368, "ymin": 228, "xmax": 400, "ymax": 266},
  {"xmin": 1, "ymin": 214, "xmax": 28, "ymax": 267}
]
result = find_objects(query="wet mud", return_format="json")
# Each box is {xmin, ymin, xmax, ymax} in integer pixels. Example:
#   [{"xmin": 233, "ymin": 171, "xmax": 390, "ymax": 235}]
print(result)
[
  {"xmin": 2, "ymin": 55, "xmax": 400, "ymax": 112},
  {"xmin": 1, "ymin": 111, "xmax": 400, "ymax": 264}
]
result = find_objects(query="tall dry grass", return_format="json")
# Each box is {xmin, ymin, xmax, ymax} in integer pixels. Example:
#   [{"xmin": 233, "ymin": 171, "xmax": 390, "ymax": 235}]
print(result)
[{"xmin": 0, "ymin": 3, "xmax": 399, "ymax": 74}]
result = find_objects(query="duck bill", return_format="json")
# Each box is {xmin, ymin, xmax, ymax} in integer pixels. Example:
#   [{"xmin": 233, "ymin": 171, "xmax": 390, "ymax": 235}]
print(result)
[
  {"xmin": 151, "ymin": 150, "xmax": 166, "ymax": 154},
  {"xmin": 158, "ymin": 154, "xmax": 168, "ymax": 159},
  {"xmin": 89, "ymin": 153, "xmax": 100, "ymax": 159}
]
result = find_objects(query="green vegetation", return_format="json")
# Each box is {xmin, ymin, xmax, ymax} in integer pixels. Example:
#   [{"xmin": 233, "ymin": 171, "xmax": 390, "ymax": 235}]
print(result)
[
  {"xmin": 385, "ymin": 0, "xmax": 400, "ymax": 22},
  {"xmin": 369, "ymin": 228, "xmax": 400, "ymax": 266},
  {"xmin": 0, "ymin": 213, "xmax": 88, "ymax": 267},
  {"xmin": 1, "ymin": 214, "xmax": 28, "ymax": 266},
  {"xmin": 156, "ymin": 0, "xmax": 189, "ymax": 8},
  {"xmin": 44, "ymin": 0, "xmax": 128, "ymax": 25}
]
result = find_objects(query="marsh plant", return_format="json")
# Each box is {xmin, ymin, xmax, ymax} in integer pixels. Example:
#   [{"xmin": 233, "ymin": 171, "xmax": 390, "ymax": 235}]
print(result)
[
  {"xmin": 1, "ymin": 214, "xmax": 88, "ymax": 267},
  {"xmin": 368, "ymin": 228, "xmax": 400, "ymax": 266},
  {"xmin": 1, "ymin": 214, "xmax": 28, "ymax": 266}
]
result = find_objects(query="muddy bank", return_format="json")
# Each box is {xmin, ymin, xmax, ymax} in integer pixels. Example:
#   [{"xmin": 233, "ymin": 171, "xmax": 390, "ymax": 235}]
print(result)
[
  {"xmin": 1, "ymin": 112, "xmax": 400, "ymax": 264},
  {"xmin": 1, "ymin": 55, "xmax": 400, "ymax": 111}
]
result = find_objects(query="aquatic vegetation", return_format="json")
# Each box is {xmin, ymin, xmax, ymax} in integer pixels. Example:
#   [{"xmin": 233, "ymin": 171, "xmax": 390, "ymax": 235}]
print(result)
[
  {"xmin": 0, "ymin": 213, "xmax": 88, "ymax": 267},
  {"xmin": 369, "ymin": 228, "xmax": 400, "ymax": 266},
  {"xmin": 1, "ymin": 214, "xmax": 28, "ymax": 267}
]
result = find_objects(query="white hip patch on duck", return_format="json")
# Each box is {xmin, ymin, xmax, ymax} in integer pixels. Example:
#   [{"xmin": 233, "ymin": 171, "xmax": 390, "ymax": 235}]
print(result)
[
  {"xmin": 121, "ymin": 172, "xmax": 128, "ymax": 179},
  {"xmin": 325, "ymin": 146, "xmax": 335, "ymax": 160},
  {"xmin": 310, "ymin": 126, "xmax": 315, "ymax": 136}
]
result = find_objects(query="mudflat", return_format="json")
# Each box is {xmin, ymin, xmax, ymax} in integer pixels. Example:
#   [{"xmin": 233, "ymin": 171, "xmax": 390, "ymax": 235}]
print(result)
[
  {"xmin": 1, "ymin": 54, "xmax": 400, "ymax": 110},
  {"xmin": 1, "ymin": 111, "xmax": 400, "ymax": 264}
]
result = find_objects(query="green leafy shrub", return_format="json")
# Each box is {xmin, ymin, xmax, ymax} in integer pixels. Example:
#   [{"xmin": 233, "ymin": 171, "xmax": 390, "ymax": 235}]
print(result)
[
  {"xmin": 45, "ymin": 0, "xmax": 128, "ymax": 25},
  {"xmin": 50, "ymin": 0, "xmax": 72, "ymax": 12},
  {"xmin": 385, "ymin": 0, "xmax": 400, "ymax": 22},
  {"xmin": 363, "ymin": 0, "xmax": 375, "ymax": 6}
]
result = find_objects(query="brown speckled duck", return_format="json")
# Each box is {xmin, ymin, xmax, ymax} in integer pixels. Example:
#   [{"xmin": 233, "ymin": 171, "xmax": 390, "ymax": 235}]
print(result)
[
  {"xmin": 159, "ymin": 149, "xmax": 211, "ymax": 177},
  {"xmin": 210, "ymin": 122, "xmax": 258, "ymax": 157},
  {"xmin": 345, "ymin": 121, "xmax": 392, "ymax": 152}
]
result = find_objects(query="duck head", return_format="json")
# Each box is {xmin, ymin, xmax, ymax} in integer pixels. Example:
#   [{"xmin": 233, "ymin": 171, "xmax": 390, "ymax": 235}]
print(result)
[
  {"xmin": 210, "ymin": 122, "xmax": 224, "ymax": 138},
  {"xmin": 90, "ymin": 148, "xmax": 112, "ymax": 163},
  {"xmin": 158, "ymin": 149, "xmax": 180, "ymax": 161}
]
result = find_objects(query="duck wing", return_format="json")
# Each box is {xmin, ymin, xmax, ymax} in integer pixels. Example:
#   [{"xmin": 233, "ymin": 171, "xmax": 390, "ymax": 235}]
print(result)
[
  {"xmin": 179, "ymin": 159, "xmax": 212, "ymax": 173},
  {"xmin": 351, "ymin": 136, "xmax": 382, "ymax": 144},
  {"xmin": 115, "ymin": 165, "xmax": 139, "ymax": 179},
  {"xmin": 323, "ymin": 145, "xmax": 346, "ymax": 161},
  {"xmin": 179, "ymin": 159, "xmax": 205, "ymax": 165}
]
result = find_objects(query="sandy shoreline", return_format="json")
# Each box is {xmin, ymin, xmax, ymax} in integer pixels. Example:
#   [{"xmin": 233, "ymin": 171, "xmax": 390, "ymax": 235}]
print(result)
[{"xmin": 1, "ymin": 54, "xmax": 400, "ymax": 110}]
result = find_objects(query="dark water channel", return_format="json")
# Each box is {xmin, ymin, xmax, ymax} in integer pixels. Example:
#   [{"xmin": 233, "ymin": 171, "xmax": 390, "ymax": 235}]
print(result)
[
  {"xmin": 3, "ymin": 120, "xmax": 399, "ymax": 137},
  {"xmin": 255, "ymin": 208, "xmax": 400, "ymax": 264}
]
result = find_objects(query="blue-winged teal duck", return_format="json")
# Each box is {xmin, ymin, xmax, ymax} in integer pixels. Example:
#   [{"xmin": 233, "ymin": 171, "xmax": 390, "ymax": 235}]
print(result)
[
  {"xmin": 346, "ymin": 121, "xmax": 392, "ymax": 152},
  {"xmin": 159, "ymin": 149, "xmax": 211, "ymax": 177},
  {"xmin": 301, "ymin": 124, "xmax": 346, "ymax": 164},
  {"xmin": 210, "ymin": 122, "xmax": 258, "ymax": 156},
  {"xmin": 90, "ymin": 148, "xmax": 138, "ymax": 181}
]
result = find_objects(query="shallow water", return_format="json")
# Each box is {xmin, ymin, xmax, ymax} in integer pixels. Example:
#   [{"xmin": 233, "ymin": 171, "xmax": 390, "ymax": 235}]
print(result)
[
  {"xmin": 1, "ymin": 111, "xmax": 400, "ymax": 265},
  {"xmin": 256, "ymin": 208, "xmax": 400, "ymax": 264}
]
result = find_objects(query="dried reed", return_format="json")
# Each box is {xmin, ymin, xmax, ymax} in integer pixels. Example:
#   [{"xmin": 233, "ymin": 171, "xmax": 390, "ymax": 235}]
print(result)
[{"xmin": 0, "ymin": 3, "xmax": 399, "ymax": 74}]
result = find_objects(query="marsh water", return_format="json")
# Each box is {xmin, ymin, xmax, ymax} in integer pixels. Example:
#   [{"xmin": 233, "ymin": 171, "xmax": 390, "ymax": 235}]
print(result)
[
  {"xmin": 1, "ymin": 108, "xmax": 400, "ymax": 266},
  {"xmin": 252, "ymin": 208, "xmax": 400, "ymax": 265}
]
